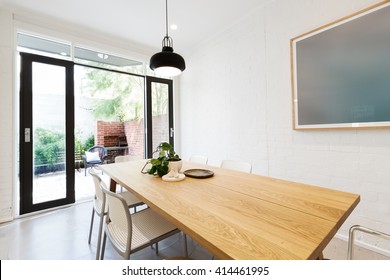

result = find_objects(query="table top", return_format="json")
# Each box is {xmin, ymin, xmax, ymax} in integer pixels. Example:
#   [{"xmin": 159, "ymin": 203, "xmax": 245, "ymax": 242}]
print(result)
[{"xmin": 100, "ymin": 160, "xmax": 360, "ymax": 260}]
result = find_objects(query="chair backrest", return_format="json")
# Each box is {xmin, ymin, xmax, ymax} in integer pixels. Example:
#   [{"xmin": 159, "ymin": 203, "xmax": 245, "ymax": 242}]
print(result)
[
  {"xmin": 115, "ymin": 155, "xmax": 142, "ymax": 163},
  {"xmin": 189, "ymin": 155, "xmax": 208, "ymax": 165},
  {"xmin": 348, "ymin": 225, "xmax": 390, "ymax": 259},
  {"xmin": 221, "ymin": 159, "xmax": 252, "ymax": 173},
  {"xmin": 89, "ymin": 168, "xmax": 106, "ymax": 212},
  {"xmin": 88, "ymin": 145, "xmax": 107, "ymax": 160},
  {"xmin": 101, "ymin": 183, "xmax": 132, "ymax": 251}
]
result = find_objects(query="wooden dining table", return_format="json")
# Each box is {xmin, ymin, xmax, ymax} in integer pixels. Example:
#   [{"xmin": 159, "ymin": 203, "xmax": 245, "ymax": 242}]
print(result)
[{"xmin": 100, "ymin": 160, "xmax": 360, "ymax": 260}]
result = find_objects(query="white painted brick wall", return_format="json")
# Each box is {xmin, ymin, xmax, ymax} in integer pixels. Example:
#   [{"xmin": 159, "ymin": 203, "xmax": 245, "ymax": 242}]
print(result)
[
  {"xmin": 179, "ymin": 0, "xmax": 390, "ymax": 254},
  {"xmin": 0, "ymin": 8, "xmax": 14, "ymax": 223}
]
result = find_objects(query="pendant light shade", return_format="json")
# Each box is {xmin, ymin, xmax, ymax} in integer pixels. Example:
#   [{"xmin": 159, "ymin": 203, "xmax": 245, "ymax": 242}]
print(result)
[{"xmin": 150, "ymin": 0, "xmax": 185, "ymax": 77}]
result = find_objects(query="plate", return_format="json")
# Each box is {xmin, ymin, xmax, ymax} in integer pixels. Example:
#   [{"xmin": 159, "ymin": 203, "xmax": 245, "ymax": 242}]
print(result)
[
  {"xmin": 183, "ymin": 169, "xmax": 214, "ymax": 179},
  {"xmin": 162, "ymin": 173, "xmax": 186, "ymax": 182}
]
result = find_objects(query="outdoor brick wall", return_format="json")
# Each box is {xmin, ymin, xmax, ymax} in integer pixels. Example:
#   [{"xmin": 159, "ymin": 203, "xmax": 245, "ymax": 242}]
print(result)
[
  {"xmin": 95, "ymin": 121, "xmax": 125, "ymax": 147},
  {"xmin": 95, "ymin": 115, "xmax": 169, "ymax": 160},
  {"xmin": 124, "ymin": 120, "xmax": 144, "ymax": 157},
  {"xmin": 95, "ymin": 120, "xmax": 145, "ymax": 158}
]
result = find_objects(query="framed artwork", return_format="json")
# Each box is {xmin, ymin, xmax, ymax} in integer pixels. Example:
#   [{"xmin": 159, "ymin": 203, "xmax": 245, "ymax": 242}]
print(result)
[{"xmin": 291, "ymin": 1, "xmax": 390, "ymax": 130}]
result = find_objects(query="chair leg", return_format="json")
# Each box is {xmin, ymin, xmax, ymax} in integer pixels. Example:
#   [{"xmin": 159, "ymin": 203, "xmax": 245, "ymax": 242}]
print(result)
[
  {"xmin": 95, "ymin": 213, "xmax": 105, "ymax": 260},
  {"xmin": 100, "ymin": 232, "xmax": 107, "ymax": 260},
  {"xmin": 88, "ymin": 208, "xmax": 95, "ymax": 244},
  {"xmin": 183, "ymin": 233, "xmax": 188, "ymax": 257}
]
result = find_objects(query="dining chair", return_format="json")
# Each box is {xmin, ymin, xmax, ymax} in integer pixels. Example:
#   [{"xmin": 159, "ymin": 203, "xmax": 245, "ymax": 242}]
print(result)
[
  {"xmin": 115, "ymin": 155, "xmax": 142, "ymax": 163},
  {"xmin": 220, "ymin": 159, "xmax": 252, "ymax": 173},
  {"xmin": 100, "ymin": 182, "xmax": 186, "ymax": 260},
  {"xmin": 189, "ymin": 155, "xmax": 208, "ymax": 164},
  {"xmin": 114, "ymin": 155, "xmax": 143, "ymax": 192},
  {"xmin": 347, "ymin": 225, "xmax": 390, "ymax": 259},
  {"xmin": 88, "ymin": 168, "xmax": 144, "ymax": 260}
]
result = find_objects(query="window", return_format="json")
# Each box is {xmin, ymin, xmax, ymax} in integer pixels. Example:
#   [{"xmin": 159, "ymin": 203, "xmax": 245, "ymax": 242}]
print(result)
[
  {"xmin": 74, "ymin": 47, "xmax": 143, "ymax": 74},
  {"xmin": 17, "ymin": 33, "xmax": 71, "ymax": 60}
]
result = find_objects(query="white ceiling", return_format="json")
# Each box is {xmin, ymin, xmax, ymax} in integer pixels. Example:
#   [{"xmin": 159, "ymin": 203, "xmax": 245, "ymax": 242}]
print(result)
[{"xmin": 3, "ymin": 0, "xmax": 272, "ymax": 54}]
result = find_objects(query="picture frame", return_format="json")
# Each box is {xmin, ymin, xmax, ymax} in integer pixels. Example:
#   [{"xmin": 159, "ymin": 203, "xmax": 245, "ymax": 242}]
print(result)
[{"xmin": 290, "ymin": 1, "xmax": 390, "ymax": 130}]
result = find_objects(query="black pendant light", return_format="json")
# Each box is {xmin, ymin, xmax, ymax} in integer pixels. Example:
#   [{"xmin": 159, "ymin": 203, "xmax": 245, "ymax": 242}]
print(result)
[{"xmin": 150, "ymin": 0, "xmax": 185, "ymax": 77}]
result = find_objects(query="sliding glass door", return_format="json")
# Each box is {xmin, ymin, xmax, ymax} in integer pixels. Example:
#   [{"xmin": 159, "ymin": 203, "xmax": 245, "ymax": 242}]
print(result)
[
  {"xmin": 19, "ymin": 53, "xmax": 75, "ymax": 214},
  {"xmin": 19, "ymin": 52, "xmax": 174, "ymax": 214}
]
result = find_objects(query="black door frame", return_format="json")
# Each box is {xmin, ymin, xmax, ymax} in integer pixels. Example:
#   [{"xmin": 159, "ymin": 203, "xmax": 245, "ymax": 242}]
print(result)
[
  {"xmin": 19, "ymin": 53, "xmax": 174, "ymax": 214},
  {"xmin": 145, "ymin": 76, "xmax": 174, "ymax": 158},
  {"xmin": 19, "ymin": 53, "xmax": 75, "ymax": 214}
]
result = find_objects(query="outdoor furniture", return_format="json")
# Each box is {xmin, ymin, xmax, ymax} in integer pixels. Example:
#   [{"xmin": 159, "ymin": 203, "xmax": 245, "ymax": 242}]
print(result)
[{"xmin": 82, "ymin": 145, "xmax": 108, "ymax": 176}]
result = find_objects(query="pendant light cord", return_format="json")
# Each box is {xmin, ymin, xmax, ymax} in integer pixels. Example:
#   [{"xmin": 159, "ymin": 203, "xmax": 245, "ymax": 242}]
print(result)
[{"xmin": 165, "ymin": 0, "xmax": 169, "ymax": 37}]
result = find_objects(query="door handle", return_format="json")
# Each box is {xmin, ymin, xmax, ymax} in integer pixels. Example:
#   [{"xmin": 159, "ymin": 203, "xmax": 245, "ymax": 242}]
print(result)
[
  {"xmin": 25, "ymin": 128, "xmax": 31, "ymax": 143},
  {"xmin": 170, "ymin": 128, "xmax": 174, "ymax": 138}
]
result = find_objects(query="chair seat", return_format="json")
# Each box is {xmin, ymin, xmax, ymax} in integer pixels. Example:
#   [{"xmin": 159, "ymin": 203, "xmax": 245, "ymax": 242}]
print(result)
[
  {"xmin": 119, "ymin": 191, "xmax": 143, "ymax": 208},
  {"xmin": 88, "ymin": 160, "xmax": 103, "ymax": 164},
  {"xmin": 94, "ymin": 190, "xmax": 143, "ymax": 214},
  {"xmin": 106, "ymin": 208, "xmax": 179, "ymax": 252}
]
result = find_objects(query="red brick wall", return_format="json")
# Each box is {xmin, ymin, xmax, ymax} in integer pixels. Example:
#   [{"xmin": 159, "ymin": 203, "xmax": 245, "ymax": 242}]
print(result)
[
  {"xmin": 96, "ymin": 120, "xmax": 145, "ymax": 158},
  {"xmin": 95, "ymin": 116, "xmax": 167, "ymax": 159},
  {"xmin": 124, "ymin": 120, "xmax": 145, "ymax": 157}
]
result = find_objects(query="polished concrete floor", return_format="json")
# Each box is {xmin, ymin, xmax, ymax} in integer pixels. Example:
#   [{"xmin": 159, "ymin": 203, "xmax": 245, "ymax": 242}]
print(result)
[
  {"xmin": 0, "ymin": 200, "xmax": 213, "ymax": 260},
  {"xmin": 0, "ymin": 200, "xmax": 389, "ymax": 260}
]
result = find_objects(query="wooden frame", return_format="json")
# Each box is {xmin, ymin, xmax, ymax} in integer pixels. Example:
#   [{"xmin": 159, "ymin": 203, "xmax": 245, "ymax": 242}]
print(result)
[{"xmin": 291, "ymin": 1, "xmax": 390, "ymax": 130}]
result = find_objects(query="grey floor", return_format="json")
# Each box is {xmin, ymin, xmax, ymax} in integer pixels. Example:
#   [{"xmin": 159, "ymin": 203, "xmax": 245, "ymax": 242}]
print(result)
[
  {"xmin": 0, "ymin": 200, "xmax": 213, "ymax": 260},
  {"xmin": 0, "ymin": 200, "xmax": 389, "ymax": 260}
]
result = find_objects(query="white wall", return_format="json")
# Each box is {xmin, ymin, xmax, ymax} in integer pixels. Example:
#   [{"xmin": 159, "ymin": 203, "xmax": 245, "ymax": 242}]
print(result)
[
  {"xmin": 179, "ymin": 0, "xmax": 390, "ymax": 254},
  {"xmin": 0, "ymin": 8, "xmax": 14, "ymax": 222}
]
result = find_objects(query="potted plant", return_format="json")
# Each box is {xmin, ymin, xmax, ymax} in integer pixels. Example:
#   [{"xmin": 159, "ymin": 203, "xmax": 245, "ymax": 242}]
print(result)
[{"xmin": 146, "ymin": 142, "xmax": 181, "ymax": 177}]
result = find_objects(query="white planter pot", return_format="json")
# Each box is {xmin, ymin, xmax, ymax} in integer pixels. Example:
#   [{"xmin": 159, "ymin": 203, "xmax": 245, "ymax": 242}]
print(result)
[{"xmin": 167, "ymin": 160, "xmax": 182, "ymax": 177}]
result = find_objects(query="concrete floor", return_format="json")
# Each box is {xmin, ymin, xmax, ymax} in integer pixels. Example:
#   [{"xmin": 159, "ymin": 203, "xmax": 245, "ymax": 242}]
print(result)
[{"xmin": 0, "ymin": 200, "xmax": 213, "ymax": 260}]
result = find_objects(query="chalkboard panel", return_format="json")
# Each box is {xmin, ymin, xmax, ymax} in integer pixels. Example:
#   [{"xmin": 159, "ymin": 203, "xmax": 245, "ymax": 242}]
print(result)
[{"xmin": 291, "ymin": 1, "xmax": 390, "ymax": 129}]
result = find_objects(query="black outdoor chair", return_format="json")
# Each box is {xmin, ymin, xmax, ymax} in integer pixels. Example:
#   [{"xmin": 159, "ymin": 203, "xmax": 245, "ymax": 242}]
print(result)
[{"xmin": 82, "ymin": 146, "xmax": 108, "ymax": 176}]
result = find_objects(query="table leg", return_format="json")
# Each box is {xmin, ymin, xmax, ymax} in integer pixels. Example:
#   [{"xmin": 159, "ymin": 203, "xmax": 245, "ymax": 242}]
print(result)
[{"xmin": 109, "ymin": 178, "xmax": 117, "ymax": 192}]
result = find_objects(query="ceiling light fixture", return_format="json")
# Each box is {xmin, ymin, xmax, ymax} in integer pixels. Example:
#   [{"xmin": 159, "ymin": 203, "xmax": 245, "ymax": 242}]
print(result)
[
  {"xmin": 149, "ymin": 0, "xmax": 185, "ymax": 77},
  {"xmin": 98, "ymin": 53, "xmax": 109, "ymax": 60}
]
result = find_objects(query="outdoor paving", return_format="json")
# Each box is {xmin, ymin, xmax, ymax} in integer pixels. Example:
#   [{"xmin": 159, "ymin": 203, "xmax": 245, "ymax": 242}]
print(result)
[{"xmin": 33, "ymin": 167, "xmax": 107, "ymax": 204}]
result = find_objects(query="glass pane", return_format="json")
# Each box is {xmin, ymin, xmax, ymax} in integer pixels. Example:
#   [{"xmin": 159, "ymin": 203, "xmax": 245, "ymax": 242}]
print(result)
[
  {"xmin": 74, "ymin": 65, "xmax": 145, "ymax": 200},
  {"xmin": 151, "ymin": 82, "xmax": 169, "ymax": 150},
  {"xmin": 74, "ymin": 47, "xmax": 144, "ymax": 74},
  {"xmin": 32, "ymin": 62, "xmax": 67, "ymax": 204},
  {"xmin": 17, "ymin": 33, "xmax": 71, "ymax": 59}
]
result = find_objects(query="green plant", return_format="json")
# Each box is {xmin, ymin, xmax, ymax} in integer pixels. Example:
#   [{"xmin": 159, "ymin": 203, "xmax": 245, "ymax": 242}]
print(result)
[
  {"xmin": 83, "ymin": 134, "xmax": 95, "ymax": 151},
  {"xmin": 147, "ymin": 142, "xmax": 180, "ymax": 177},
  {"xmin": 34, "ymin": 128, "xmax": 65, "ymax": 174}
]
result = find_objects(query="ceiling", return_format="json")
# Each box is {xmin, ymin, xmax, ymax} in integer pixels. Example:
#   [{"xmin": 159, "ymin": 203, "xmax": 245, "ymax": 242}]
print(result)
[{"xmin": 3, "ymin": 0, "xmax": 272, "ymax": 54}]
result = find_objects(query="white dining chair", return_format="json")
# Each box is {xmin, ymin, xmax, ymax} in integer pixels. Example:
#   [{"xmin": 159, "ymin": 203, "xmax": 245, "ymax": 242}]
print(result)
[
  {"xmin": 114, "ymin": 155, "xmax": 142, "ymax": 192},
  {"xmin": 115, "ymin": 155, "xmax": 142, "ymax": 163},
  {"xmin": 189, "ymin": 155, "xmax": 208, "ymax": 164},
  {"xmin": 88, "ymin": 167, "xmax": 144, "ymax": 260},
  {"xmin": 100, "ymin": 181, "xmax": 187, "ymax": 260},
  {"xmin": 220, "ymin": 159, "xmax": 252, "ymax": 173},
  {"xmin": 348, "ymin": 225, "xmax": 390, "ymax": 259}
]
